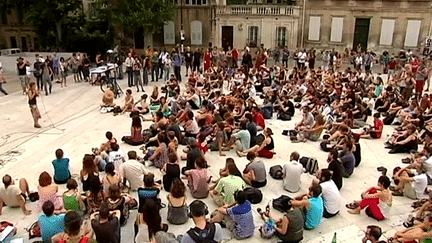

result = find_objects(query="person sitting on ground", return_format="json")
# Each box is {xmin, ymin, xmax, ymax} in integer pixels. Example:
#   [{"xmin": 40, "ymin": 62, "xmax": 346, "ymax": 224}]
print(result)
[
  {"xmin": 162, "ymin": 153, "xmax": 180, "ymax": 192},
  {"xmin": 217, "ymin": 157, "xmax": 242, "ymax": 179},
  {"xmin": 119, "ymin": 150, "xmax": 148, "ymax": 191},
  {"xmin": 134, "ymin": 199, "xmax": 169, "ymax": 243},
  {"xmin": 0, "ymin": 175, "xmax": 32, "ymax": 215},
  {"xmin": 52, "ymin": 148, "xmax": 71, "ymax": 184},
  {"xmin": 101, "ymin": 87, "xmax": 115, "ymax": 107},
  {"xmin": 339, "ymin": 140, "xmax": 356, "ymax": 178},
  {"xmin": 291, "ymin": 184, "xmax": 324, "ymax": 230},
  {"xmin": 296, "ymin": 113, "xmax": 325, "ymax": 142},
  {"xmin": 86, "ymin": 177, "xmax": 105, "ymax": 215},
  {"xmin": 148, "ymin": 133, "xmax": 169, "ymax": 169},
  {"xmin": 209, "ymin": 122, "xmax": 227, "ymax": 156},
  {"xmin": 347, "ymin": 176, "xmax": 392, "ymax": 221},
  {"xmin": 355, "ymin": 113, "xmax": 384, "ymax": 139},
  {"xmin": 295, "ymin": 106, "xmax": 315, "ymax": 131},
  {"xmin": 38, "ymin": 172, "xmax": 65, "ymax": 213},
  {"xmin": 92, "ymin": 131, "xmax": 117, "ymax": 156},
  {"xmin": 211, "ymin": 190, "xmax": 254, "ymax": 240},
  {"xmin": 180, "ymin": 200, "xmax": 224, "ymax": 243},
  {"xmin": 90, "ymin": 202, "xmax": 121, "ymax": 243},
  {"xmin": 103, "ymin": 163, "xmax": 123, "ymax": 196},
  {"xmin": 80, "ymin": 154, "xmax": 100, "ymax": 192},
  {"xmin": 391, "ymin": 167, "xmax": 427, "ymax": 199},
  {"xmin": 182, "ymin": 138, "xmax": 204, "ymax": 174},
  {"xmin": 362, "ymin": 225, "xmax": 383, "ymax": 243},
  {"xmin": 185, "ymin": 158, "xmax": 210, "ymax": 199},
  {"xmin": 313, "ymin": 169, "xmax": 341, "ymax": 218},
  {"xmin": 137, "ymin": 173, "xmax": 161, "ymax": 211},
  {"xmin": 243, "ymin": 152, "xmax": 267, "ymax": 188},
  {"xmin": 404, "ymin": 194, "xmax": 432, "ymax": 227},
  {"xmin": 252, "ymin": 106, "xmax": 265, "ymax": 130},
  {"xmin": 211, "ymin": 158, "xmax": 246, "ymax": 207},
  {"xmin": 63, "ymin": 179, "xmax": 84, "ymax": 212},
  {"xmin": 167, "ymin": 131, "xmax": 179, "ymax": 158},
  {"xmin": 52, "ymin": 211, "xmax": 94, "ymax": 243},
  {"xmin": 121, "ymin": 89, "xmax": 134, "ymax": 113},
  {"xmin": 326, "ymin": 149, "xmax": 344, "ymax": 190},
  {"xmin": 39, "ymin": 200, "xmax": 65, "ymax": 243},
  {"xmin": 390, "ymin": 214, "xmax": 432, "ymax": 243},
  {"xmin": 121, "ymin": 116, "xmax": 145, "ymax": 146},
  {"xmin": 107, "ymin": 143, "xmax": 125, "ymax": 172},
  {"xmin": 244, "ymin": 113, "xmax": 258, "ymax": 147},
  {"xmin": 257, "ymin": 199, "xmax": 304, "ymax": 243},
  {"xmin": 134, "ymin": 94, "xmax": 150, "ymax": 114},
  {"xmin": 167, "ymin": 178, "xmax": 189, "ymax": 225},
  {"xmin": 384, "ymin": 124, "xmax": 418, "ymax": 154},
  {"xmin": 106, "ymin": 185, "xmax": 130, "ymax": 226},
  {"xmin": 223, "ymin": 120, "xmax": 251, "ymax": 153},
  {"xmin": 283, "ymin": 151, "xmax": 303, "ymax": 193},
  {"xmin": 237, "ymin": 128, "xmax": 275, "ymax": 158}
]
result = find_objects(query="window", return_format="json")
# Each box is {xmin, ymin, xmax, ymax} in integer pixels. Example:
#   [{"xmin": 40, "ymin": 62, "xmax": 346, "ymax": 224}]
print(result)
[
  {"xmin": 191, "ymin": 21, "xmax": 202, "ymax": 45},
  {"xmin": 88, "ymin": 2, "xmax": 99, "ymax": 19},
  {"xmin": 248, "ymin": 26, "xmax": 259, "ymax": 47},
  {"xmin": 276, "ymin": 27, "xmax": 287, "ymax": 47},
  {"xmin": 308, "ymin": 16, "xmax": 321, "ymax": 41},
  {"xmin": 379, "ymin": 19, "xmax": 395, "ymax": 46},
  {"xmin": 185, "ymin": 0, "xmax": 207, "ymax": 5},
  {"xmin": 405, "ymin": 20, "xmax": 421, "ymax": 47},
  {"xmin": 330, "ymin": 17, "xmax": 344, "ymax": 42},
  {"xmin": 164, "ymin": 21, "xmax": 175, "ymax": 45}
]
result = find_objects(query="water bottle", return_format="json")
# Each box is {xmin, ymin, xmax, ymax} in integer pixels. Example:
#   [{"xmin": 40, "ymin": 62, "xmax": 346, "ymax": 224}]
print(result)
[{"xmin": 331, "ymin": 232, "xmax": 337, "ymax": 243}]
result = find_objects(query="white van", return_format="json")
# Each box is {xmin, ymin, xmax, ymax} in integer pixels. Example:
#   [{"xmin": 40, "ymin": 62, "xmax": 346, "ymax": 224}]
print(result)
[{"xmin": 0, "ymin": 48, "xmax": 22, "ymax": 56}]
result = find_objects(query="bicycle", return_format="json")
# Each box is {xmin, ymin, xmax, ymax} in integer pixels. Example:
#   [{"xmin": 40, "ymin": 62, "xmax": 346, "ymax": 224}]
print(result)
[{"xmin": 100, "ymin": 68, "xmax": 123, "ymax": 98}]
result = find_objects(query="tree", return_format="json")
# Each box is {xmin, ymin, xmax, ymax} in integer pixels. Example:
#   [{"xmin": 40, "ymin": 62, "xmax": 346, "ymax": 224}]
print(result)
[
  {"xmin": 0, "ymin": 0, "xmax": 84, "ymax": 50},
  {"xmin": 99, "ymin": 0, "xmax": 177, "ymax": 43}
]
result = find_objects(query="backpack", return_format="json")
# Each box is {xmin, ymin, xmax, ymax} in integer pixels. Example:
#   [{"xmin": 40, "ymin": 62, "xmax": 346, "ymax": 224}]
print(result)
[
  {"xmin": 272, "ymin": 195, "xmax": 292, "ymax": 212},
  {"xmin": 259, "ymin": 218, "xmax": 276, "ymax": 239},
  {"xmin": 278, "ymin": 112, "xmax": 291, "ymax": 121},
  {"xmin": 299, "ymin": 156, "xmax": 319, "ymax": 175},
  {"xmin": 186, "ymin": 222, "xmax": 217, "ymax": 243},
  {"xmin": 269, "ymin": 165, "xmax": 283, "ymax": 180},
  {"xmin": 243, "ymin": 187, "xmax": 263, "ymax": 204}
]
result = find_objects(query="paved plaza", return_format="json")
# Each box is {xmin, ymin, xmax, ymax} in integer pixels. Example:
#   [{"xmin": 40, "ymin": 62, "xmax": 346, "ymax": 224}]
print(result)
[{"xmin": 0, "ymin": 65, "xmax": 419, "ymax": 242}]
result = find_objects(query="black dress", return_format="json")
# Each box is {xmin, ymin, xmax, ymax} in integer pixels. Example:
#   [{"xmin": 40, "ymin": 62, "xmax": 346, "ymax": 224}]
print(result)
[{"xmin": 163, "ymin": 163, "xmax": 180, "ymax": 191}]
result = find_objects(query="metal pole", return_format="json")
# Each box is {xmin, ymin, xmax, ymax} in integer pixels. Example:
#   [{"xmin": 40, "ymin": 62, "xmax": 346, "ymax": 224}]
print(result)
[
  {"xmin": 301, "ymin": 0, "xmax": 306, "ymax": 48},
  {"xmin": 181, "ymin": 0, "xmax": 184, "ymax": 53}
]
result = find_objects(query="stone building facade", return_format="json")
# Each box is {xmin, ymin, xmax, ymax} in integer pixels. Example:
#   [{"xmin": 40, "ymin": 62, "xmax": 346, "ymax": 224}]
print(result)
[
  {"xmin": 0, "ymin": 8, "xmax": 37, "ymax": 51},
  {"xmin": 303, "ymin": 0, "xmax": 432, "ymax": 54}
]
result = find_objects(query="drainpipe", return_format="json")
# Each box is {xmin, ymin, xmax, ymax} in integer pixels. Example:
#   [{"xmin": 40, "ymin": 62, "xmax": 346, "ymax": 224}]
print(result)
[{"xmin": 301, "ymin": 0, "xmax": 306, "ymax": 48}]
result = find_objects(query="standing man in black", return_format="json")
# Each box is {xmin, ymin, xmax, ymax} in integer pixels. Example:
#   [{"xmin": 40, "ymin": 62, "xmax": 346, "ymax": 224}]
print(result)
[
  {"xmin": 242, "ymin": 49, "xmax": 253, "ymax": 75},
  {"xmin": 192, "ymin": 48, "xmax": 202, "ymax": 72},
  {"xmin": 184, "ymin": 46, "xmax": 193, "ymax": 77}
]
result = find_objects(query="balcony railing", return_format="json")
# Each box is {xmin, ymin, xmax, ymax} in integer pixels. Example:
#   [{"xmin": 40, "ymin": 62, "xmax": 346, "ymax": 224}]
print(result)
[{"xmin": 216, "ymin": 5, "xmax": 297, "ymax": 16}]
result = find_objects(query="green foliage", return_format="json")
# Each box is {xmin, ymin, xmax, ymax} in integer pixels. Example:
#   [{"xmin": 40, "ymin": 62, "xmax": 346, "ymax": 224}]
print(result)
[{"xmin": 99, "ymin": 0, "xmax": 177, "ymax": 33}]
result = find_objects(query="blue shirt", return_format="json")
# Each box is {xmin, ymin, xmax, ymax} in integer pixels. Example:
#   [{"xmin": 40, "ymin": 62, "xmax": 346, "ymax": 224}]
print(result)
[
  {"xmin": 39, "ymin": 214, "xmax": 65, "ymax": 243},
  {"xmin": 340, "ymin": 152, "xmax": 355, "ymax": 176},
  {"xmin": 227, "ymin": 200, "xmax": 254, "ymax": 238},
  {"xmin": 305, "ymin": 196, "xmax": 323, "ymax": 229},
  {"xmin": 52, "ymin": 158, "xmax": 70, "ymax": 182}
]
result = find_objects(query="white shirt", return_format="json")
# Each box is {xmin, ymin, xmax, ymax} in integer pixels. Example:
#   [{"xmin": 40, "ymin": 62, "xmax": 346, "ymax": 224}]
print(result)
[
  {"xmin": 320, "ymin": 180, "xmax": 341, "ymax": 214},
  {"xmin": 413, "ymin": 173, "xmax": 428, "ymax": 199},
  {"xmin": 423, "ymin": 157, "xmax": 432, "ymax": 179},
  {"xmin": 298, "ymin": 52, "xmax": 307, "ymax": 63},
  {"xmin": 125, "ymin": 57, "xmax": 134, "ymax": 68},
  {"xmin": 283, "ymin": 161, "xmax": 303, "ymax": 192},
  {"xmin": 108, "ymin": 149, "xmax": 125, "ymax": 172},
  {"xmin": 0, "ymin": 184, "xmax": 22, "ymax": 207},
  {"xmin": 119, "ymin": 160, "xmax": 148, "ymax": 191}
]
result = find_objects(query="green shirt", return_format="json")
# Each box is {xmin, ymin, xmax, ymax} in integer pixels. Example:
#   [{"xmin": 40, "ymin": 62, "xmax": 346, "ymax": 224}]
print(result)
[{"xmin": 215, "ymin": 175, "xmax": 245, "ymax": 205}]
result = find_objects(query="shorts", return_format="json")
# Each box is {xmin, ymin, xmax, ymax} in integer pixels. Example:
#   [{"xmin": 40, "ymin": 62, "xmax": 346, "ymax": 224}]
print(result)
[
  {"xmin": 300, "ymin": 131, "xmax": 319, "ymax": 141},
  {"xmin": 251, "ymin": 179, "xmax": 267, "ymax": 188},
  {"xmin": 30, "ymin": 104, "xmax": 41, "ymax": 120},
  {"xmin": 416, "ymin": 80, "xmax": 425, "ymax": 93}
]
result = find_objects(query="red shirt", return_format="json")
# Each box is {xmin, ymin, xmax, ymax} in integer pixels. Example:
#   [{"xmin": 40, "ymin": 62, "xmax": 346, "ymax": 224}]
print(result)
[
  {"xmin": 253, "ymin": 112, "xmax": 265, "ymax": 129},
  {"xmin": 373, "ymin": 119, "xmax": 384, "ymax": 138},
  {"xmin": 197, "ymin": 141, "xmax": 209, "ymax": 154},
  {"xmin": 232, "ymin": 50, "xmax": 239, "ymax": 60}
]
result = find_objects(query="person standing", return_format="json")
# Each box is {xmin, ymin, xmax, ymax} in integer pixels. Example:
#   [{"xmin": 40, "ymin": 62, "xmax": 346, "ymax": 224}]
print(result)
[
  {"xmin": 173, "ymin": 49, "xmax": 183, "ymax": 82},
  {"xmin": 125, "ymin": 52, "xmax": 134, "ymax": 87},
  {"xmin": 242, "ymin": 50, "xmax": 253, "ymax": 75},
  {"xmin": 192, "ymin": 48, "xmax": 201, "ymax": 72},
  {"xmin": 42, "ymin": 59, "xmax": 53, "ymax": 95},
  {"xmin": 0, "ymin": 62, "xmax": 8, "ymax": 95},
  {"xmin": 52, "ymin": 53, "xmax": 60, "ymax": 82},
  {"xmin": 17, "ymin": 57, "xmax": 30, "ymax": 95},
  {"xmin": 133, "ymin": 57, "xmax": 144, "ymax": 92},
  {"xmin": 151, "ymin": 51, "xmax": 159, "ymax": 82},
  {"xmin": 158, "ymin": 49, "xmax": 167, "ymax": 80},
  {"xmin": 282, "ymin": 47, "xmax": 289, "ymax": 68},
  {"xmin": 34, "ymin": 54, "xmax": 44, "ymax": 88},
  {"xmin": 184, "ymin": 47, "xmax": 193, "ymax": 77},
  {"xmin": 28, "ymin": 82, "xmax": 41, "ymax": 128},
  {"xmin": 231, "ymin": 47, "xmax": 239, "ymax": 68},
  {"xmin": 416, "ymin": 60, "xmax": 428, "ymax": 101},
  {"xmin": 204, "ymin": 48, "xmax": 212, "ymax": 71}
]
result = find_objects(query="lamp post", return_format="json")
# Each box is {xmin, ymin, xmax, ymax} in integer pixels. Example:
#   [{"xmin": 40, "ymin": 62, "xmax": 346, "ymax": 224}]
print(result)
[{"xmin": 180, "ymin": 0, "xmax": 185, "ymax": 53}]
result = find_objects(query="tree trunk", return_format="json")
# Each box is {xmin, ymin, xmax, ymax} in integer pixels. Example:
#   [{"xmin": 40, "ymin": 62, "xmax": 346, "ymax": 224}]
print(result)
[{"xmin": 55, "ymin": 22, "xmax": 62, "ymax": 48}]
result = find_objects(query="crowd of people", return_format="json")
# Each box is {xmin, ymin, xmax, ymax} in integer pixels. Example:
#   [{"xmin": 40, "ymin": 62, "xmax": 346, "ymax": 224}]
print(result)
[{"xmin": 3, "ymin": 44, "xmax": 432, "ymax": 243}]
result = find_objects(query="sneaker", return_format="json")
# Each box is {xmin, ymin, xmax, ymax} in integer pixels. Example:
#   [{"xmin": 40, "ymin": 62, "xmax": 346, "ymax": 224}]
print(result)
[{"xmin": 34, "ymin": 124, "xmax": 41, "ymax": 128}]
